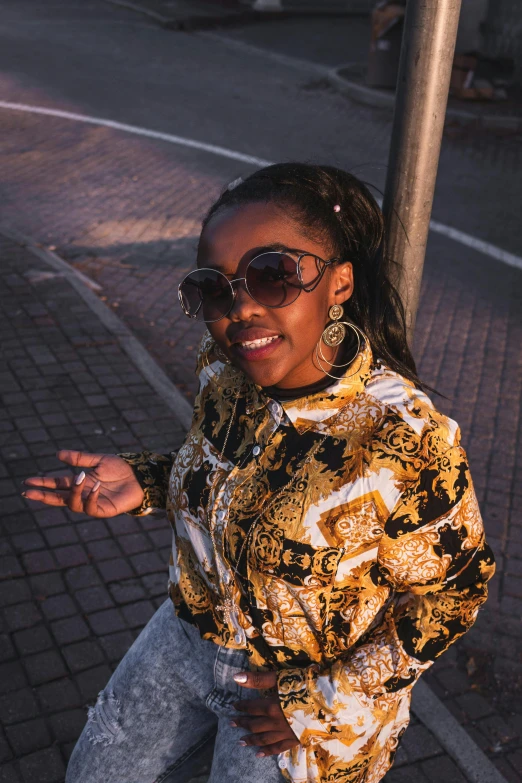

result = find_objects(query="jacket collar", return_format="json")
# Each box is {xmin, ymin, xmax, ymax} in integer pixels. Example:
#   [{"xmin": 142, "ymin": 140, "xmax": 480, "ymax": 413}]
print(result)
[{"xmin": 198, "ymin": 331, "xmax": 374, "ymax": 435}]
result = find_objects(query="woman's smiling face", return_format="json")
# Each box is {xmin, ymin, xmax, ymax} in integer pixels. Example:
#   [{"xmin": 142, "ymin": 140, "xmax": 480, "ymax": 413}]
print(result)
[{"xmin": 197, "ymin": 202, "xmax": 354, "ymax": 389}]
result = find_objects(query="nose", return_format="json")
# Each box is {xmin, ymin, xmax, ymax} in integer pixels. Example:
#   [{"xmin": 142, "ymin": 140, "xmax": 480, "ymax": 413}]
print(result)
[{"xmin": 228, "ymin": 278, "xmax": 266, "ymax": 322}]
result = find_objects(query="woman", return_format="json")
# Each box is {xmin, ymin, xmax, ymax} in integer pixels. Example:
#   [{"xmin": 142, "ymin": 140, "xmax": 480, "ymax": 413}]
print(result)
[{"xmin": 24, "ymin": 163, "xmax": 495, "ymax": 783}]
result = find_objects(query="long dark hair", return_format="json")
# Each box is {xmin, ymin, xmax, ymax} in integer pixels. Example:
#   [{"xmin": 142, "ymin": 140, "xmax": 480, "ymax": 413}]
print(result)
[{"xmin": 202, "ymin": 162, "xmax": 425, "ymax": 391}]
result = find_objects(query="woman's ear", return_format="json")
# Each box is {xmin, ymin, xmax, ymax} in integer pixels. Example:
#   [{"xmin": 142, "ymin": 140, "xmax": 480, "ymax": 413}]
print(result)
[{"xmin": 331, "ymin": 262, "xmax": 354, "ymax": 304}]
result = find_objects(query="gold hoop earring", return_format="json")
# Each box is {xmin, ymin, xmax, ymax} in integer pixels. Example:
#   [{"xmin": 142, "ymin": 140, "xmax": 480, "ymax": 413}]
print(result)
[{"xmin": 315, "ymin": 306, "xmax": 366, "ymax": 379}]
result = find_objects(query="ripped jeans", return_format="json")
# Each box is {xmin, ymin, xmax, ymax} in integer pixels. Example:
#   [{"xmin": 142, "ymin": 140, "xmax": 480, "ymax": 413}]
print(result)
[{"xmin": 66, "ymin": 600, "xmax": 286, "ymax": 783}]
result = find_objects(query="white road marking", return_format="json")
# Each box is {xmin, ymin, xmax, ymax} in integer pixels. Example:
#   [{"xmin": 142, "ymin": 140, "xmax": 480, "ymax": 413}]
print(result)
[
  {"xmin": 0, "ymin": 100, "xmax": 271, "ymax": 167},
  {"xmin": 0, "ymin": 100, "xmax": 521, "ymax": 271}
]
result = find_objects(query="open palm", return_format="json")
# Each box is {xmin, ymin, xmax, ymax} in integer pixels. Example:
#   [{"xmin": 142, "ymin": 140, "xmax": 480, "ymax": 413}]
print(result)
[{"xmin": 23, "ymin": 450, "xmax": 145, "ymax": 518}]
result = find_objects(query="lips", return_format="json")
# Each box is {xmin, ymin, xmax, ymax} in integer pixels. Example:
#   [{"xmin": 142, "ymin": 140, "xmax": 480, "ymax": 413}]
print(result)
[
  {"xmin": 231, "ymin": 328, "xmax": 282, "ymax": 346},
  {"xmin": 230, "ymin": 328, "xmax": 284, "ymax": 362}
]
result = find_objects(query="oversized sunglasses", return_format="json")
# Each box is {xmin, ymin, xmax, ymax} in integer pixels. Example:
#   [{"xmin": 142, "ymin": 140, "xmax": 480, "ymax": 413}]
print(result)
[{"xmin": 178, "ymin": 251, "xmax": 338, "ymax": 323}]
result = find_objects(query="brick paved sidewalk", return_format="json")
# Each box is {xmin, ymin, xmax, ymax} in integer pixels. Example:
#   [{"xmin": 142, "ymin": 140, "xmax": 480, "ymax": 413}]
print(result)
[
  {"xmin": 0, "ymin": 234, "xmax": 186, "ymax": 781},
  {"xmin": 0, "ymin": 233, "xmax": 520, "ymax": 783}
]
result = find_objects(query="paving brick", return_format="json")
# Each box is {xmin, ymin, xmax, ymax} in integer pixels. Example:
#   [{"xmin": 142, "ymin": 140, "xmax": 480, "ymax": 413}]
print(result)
[
  {"xmin": 13, "ymin": 626, "xmax": 53, "ymax": 656},
  {"xmin": 63, "ymin": 640, "xmax": 105, "ymax": 673},
  {"xmin": 383, "ymin": 764, "xmax": 430, "ymax": 783},
  {"xmin": 76, "ymin": 665, "xmax": 112, "ymax": 701},
  {"xmin": 24, "ymin": 650, "xmax": 67, "ymax": 686},
  {"xmin": 86, "ymin": 538, "xmax": 121, "ymax": 560},
  {"xmin": 49, "ymin": 708, "xmax": 86, "ymax": 743},
  {"xmin": 43, "ymin": 525, "xmax": 79, "ymax": 547},
  {"xmin": 121, "ymin": 600, "xmax": 156, "ymax": 628},
  {"xmin": 99, "ymin": 630, "xmax": 135, "ymax": 662},
  {"xmin": 76, "ymin": 520, "xmax": 109, "ymax": 542},
  {"xmin": 0, "ymin": 662, "xmax": 27, "ymax": 694},
  {"xmin": 4, "ymin": 602, "xmax": 42, "ymax": 632},
  {"xmin": 5, "ymin": 718, "xmax": 51, "ymax": 756},
  {"xmin": 97, "ymin": 558, "xmax": 135, "ymax": 582},
  {"xmin": 21, "ymin": 550, "xmax": 57, "ymax": 574},
  {"xmin": 0, "ymin": 689, "xmax": 39, "ymax": 724},
  {"xmin": 106, "ymin": 515, "xmax": 139, "ymax": 536},
  {"xmin": 455, "ymin": 691, "xmax": 495, "ymax": 721},
  {"xmin": 19, "ymin": 746, "xmax": 65, "ymax": 783},
  {"xmin": 130, "ymin": 552, "xmax": 165, "ymax": 575},
  {"xmin": 0, "ymin": 635, "xmax": 15, "ymax": 663},
  {"xmin": 401, "ymin": 725, "xmax": 443, "ymax": 763},
  {"xmin": 29, "ymin": 573, "xmax": 65, "ymax": 597},
  {"xmin": 51, "ymin": 615, "xmax": 90, "ymax": 646},
  {"xmin": 119, "ymin": 533, "xmax": 152, "ymax": 555},
  {"xmin": 87, "ymin": 608, "xmax": 126, "ymax": 635},
  {"xmin": 11, "ymin": 532, "xmax": 46, "ymax": 553},
  {"xmin": 0, "ymin": 556, "xmax": 24, "ymax": 578},
  {"xmin": 0, "ymin": 580, "xmax": 30, "ymax": 607},
  {"xmin": 64, "ymin": 565, "xmax": 101, "ymax": 591},
  {"xmin": 0, "ymin": 763, "xmax": 22, "ymax": 783},
  {"xmin": 142, "ymin": 573, "xmax": 168, "ymax": 598},
  {"xmin": 53, "ymin": 544, "xmax": 88, "ymax": 569},
  {"xmin": 421, "ymin": 756, "xmax": 467, "ymax": 783},
  {"xmin": 40, "ymin": 594, "xmax": 77, "ymax": 621},
  {"xmin": 109, "ymin": 579, "xmax": 147, "ymax": 604},
  {"xmin": 75, "ymin": 586, "xmax": 114, "ymax": 613},
  {"xmin": 0, "ymin": 729, "xmax": 12, "ymax": 764},
  {"xmin": 36, "ymin": 678, "xmax": 82, "ymax": 713}
]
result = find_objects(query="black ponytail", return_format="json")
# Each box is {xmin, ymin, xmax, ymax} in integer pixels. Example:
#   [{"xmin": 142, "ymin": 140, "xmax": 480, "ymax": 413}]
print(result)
[{"xmin": 202, "ymin": 162, "xmax": 426, "ymax": 392}]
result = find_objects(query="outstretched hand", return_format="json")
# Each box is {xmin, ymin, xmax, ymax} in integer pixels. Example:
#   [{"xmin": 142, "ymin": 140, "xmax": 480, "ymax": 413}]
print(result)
[
  {"xmin": 23, "ymin": 450, "xmax": 145, "ymax": 518},
  {"xmin": 232, "ymin": 670, "xmax": 299, "ymax": 757}
]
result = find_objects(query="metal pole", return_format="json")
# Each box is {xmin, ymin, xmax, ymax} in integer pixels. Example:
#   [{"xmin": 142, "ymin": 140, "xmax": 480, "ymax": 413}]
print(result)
[{"xmin": 382, "ymin": 0, "xmax": 462, "ymax": 342}]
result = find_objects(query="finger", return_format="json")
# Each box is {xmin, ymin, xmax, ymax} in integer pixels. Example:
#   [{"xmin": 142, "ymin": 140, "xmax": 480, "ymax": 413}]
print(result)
[
  {"xmin": 57, "ymin": 450, "xmax": 104, "ymax": 469},
  {"xmin": 22, "ymin": 488, "xmax": 68, "ymax": 506},
  {"xmin": 24, "ymin": 476, "xmax": 73, "ymax": 490},
  {"xmin": 231, "ymin": 717, "xmax": 274, "ymax": 733},
  {"xmin": 84, "ymin": 480, "xmax": 101, "ymax": 517},
  {"xmin": 233, "ymin": 699, "xmax": 276, "ymax": 716},
  {"xmin": 67, "ymin": 470, "xmax": 88, "ymax": 513},
  {"xmin": 255, "ymin": 739, "xmax": 298, "ymax": 757},
  {"xmin": 240, "ymin": 731, "xmax": 286, "ymax": 748},
  {"xmin": 234, "ymin": 671, "xmax": 278, "ymax": 690}
]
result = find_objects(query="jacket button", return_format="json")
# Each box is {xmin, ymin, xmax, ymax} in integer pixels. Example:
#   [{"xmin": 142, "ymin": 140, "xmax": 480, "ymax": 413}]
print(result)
[{"xmin": 252, "ymin": 445, "xmax": 261, "ymax": 456}]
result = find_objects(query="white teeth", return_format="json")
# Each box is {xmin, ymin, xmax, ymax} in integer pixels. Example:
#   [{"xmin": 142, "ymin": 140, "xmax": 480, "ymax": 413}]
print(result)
[{"xmin": 240, "ymin": 335, "xmax": 280, "ymax": 350}]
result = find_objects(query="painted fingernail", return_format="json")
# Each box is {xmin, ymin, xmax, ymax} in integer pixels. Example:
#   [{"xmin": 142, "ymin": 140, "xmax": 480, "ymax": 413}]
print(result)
[
  {"xmin": 75, "ymin": 471, "xmax": 86, "ymax": 486},
  {"xmin": 256, "ymin": 752, "xmax": 265, "ymax": 758},
  {"xmin": 238, "ymin": 741, "xmax": 247, "ymax": 746},
  {"xmin": 230, "ymin": 721, "xmax": 237, "ymax": 728},
  {"xmin": 91, "ymin": 480, "xmax": 101, "ymax": 493},
  {"xmin": 233, "ymin": 673, "xmax": 248, "ymax": 683}
]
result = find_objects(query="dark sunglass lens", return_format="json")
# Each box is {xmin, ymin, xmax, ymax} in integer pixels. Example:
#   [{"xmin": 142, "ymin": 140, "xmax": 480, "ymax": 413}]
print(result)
[
  {"xmin": 179, "ymin": 270, "xmax": 233, "ymax": 322},
  {"xmin": 246, "ymin": 253, "xmax": 301, "ymax": 307}
]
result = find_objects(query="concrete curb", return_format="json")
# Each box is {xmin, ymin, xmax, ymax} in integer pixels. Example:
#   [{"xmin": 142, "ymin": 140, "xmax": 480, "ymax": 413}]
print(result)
[
  {"xmin": 2, "ymin": 226, "xmax": 510, "ymax": 783},
  {"xmin": 102, "ymin": 0, "xmax": 369, "ymax": 30},
  {"xmin": 1, "ymin": 225, "xmax": 194, "ymax": 432},
  {"xmin": 328, "ymin": 65, "xmax": 522, "ymax": 132}
]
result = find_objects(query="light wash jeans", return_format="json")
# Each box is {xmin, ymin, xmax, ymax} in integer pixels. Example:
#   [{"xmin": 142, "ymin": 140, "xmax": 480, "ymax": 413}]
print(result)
[{"xmin": 66, "ymin": 600, "xmax": 286, "ymax": 783}]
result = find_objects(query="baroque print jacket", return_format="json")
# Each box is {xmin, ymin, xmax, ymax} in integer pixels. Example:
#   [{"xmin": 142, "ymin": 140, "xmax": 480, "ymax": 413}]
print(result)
[{"xmin": 120, "ymin": 332, "xmax": 495, "ymax": 783}]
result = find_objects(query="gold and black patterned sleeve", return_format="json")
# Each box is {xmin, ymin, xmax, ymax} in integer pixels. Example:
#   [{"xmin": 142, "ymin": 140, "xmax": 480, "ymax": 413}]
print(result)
[
  {"xmin": 277, "ymin": 445, "xmax": 496, "ymax": 750},
  {"xmin": 117, "ymin": 451, "xmax": 177, "ymax": 515}
]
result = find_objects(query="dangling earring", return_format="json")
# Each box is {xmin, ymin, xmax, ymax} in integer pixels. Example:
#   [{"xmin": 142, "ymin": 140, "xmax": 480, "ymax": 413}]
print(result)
[
  {"xmin": 315, "ymin": 305, "xmax": 366, "ymax": 379},
  {"xmin": 201, "ymin": 341, "xmax": 247, "ymax": 395}
]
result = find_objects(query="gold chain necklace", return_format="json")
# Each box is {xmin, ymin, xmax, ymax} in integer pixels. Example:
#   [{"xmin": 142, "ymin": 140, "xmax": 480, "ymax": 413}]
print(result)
[{"xmin": 207, "ymin": 391, "xmax": 327, "ymax": 645}]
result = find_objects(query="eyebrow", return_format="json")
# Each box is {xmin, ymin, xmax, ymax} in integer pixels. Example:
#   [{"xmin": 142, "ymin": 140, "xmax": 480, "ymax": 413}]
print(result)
[{"xmin": 199, "ymin": 243, "xmax": 308, "ymax": 272}]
